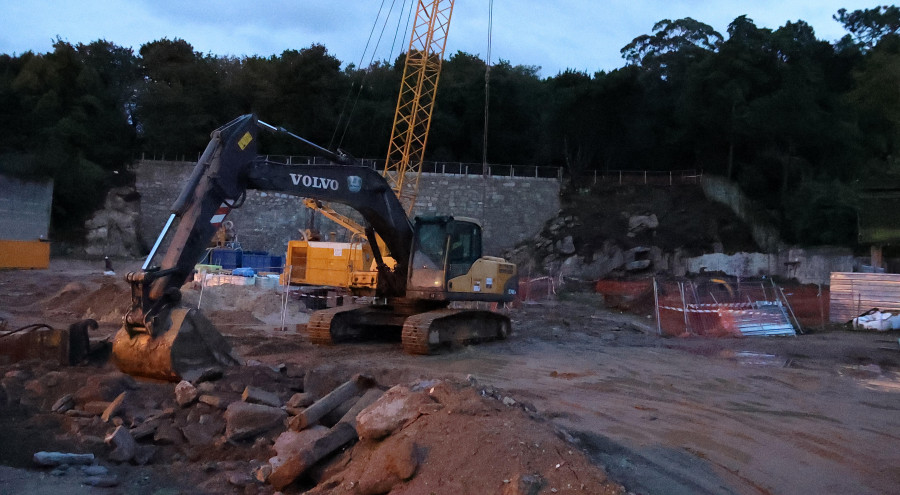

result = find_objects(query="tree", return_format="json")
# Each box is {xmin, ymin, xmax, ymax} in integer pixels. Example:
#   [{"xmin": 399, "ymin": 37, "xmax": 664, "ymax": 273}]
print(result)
[
  {"xmin": 430, "ymin": 51, "xmax": 488, "ymax": 162},
  {"xmin": 621, "ymin": 17, "xmax": 723, "ymax": 80},
  {"xmin": 835, "ymin": 6, "xmax": 900, "ymax": 50},
  {"xmin": 481, "ymin": 60, "xmax": 545, "ymax": 165},
  {"xmin": 134, "ymin": 38, "xmax": 221, "ymax": 156},
  {"xmin": 0, "ymin": 40, "xmax": 138, "ymax": 234},
  {"xmin": 677, "ymin": 16, "xmax": 777, "ymax": 179},
  {"xmin": 332, "ymin": 59, "xmax": 400, "ymax": 158},
  {"xmin": 264, "ymin": 44, "xmax": 347, "ymax": 152},
  {"xmin": 848, "ymin": 35, "xmax": 900, "ymax": 169}
]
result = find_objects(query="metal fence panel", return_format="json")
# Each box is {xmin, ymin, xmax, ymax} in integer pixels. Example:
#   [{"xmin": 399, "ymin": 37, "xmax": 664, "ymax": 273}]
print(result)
[
  {"xmin": 0, "ymin": 175, "xmax": 53, "ymax": 241},
  {"xmin": 654, "ymin": 280, "xmax": 798, "ymax": 337}
]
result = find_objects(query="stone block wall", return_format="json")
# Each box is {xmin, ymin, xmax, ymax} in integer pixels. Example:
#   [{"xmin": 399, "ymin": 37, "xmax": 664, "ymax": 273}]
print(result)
[
  {"xmin": 412, "ymin": 174, "xmax": 560, "ymax": 254},
  {"xmin": 134, "ymin": 160, "xmax": 559, "ymax": 259}
]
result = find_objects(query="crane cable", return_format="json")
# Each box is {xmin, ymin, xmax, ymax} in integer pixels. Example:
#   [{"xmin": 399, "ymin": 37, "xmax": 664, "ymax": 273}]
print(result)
[
  {"xmin": 482, "ymin": 0, "xmax": 493, "ymax": 170},
  {"xmin": 329, "ymin": 0, "xmax": 387, "ymax": 150},
  {"xmin": 481, "ymin": 0, "xmax": 494, "ymax": 227},
  {"xmin": 330, "ymin": 0, "xmax": 414, "ymax": 151}
]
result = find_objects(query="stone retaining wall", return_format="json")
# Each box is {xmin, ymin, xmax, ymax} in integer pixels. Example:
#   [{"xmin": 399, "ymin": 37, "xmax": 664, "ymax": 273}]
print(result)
[{"xmin": 134, "ymin": 160, "xmax": 560, "ymax": 258}]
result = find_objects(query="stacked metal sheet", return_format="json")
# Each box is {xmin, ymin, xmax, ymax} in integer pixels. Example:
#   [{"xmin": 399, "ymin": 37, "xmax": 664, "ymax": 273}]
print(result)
[{"xmin": 723, "ymin": 301, "xmax": 796, "ymax": 337}]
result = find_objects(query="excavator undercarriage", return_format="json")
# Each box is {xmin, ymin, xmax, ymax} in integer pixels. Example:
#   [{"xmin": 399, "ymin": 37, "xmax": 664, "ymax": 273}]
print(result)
[{"xmin": 307, "ymin": 300, "xmax": 511, "ymax": 354}]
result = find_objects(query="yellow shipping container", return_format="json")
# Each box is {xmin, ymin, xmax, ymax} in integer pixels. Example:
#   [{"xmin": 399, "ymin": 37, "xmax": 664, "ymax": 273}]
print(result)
[
  {"xmin": 0, "ymin": 240, "xmax": 50, "ymax": 269},
  {"xmin": 281, "ymin": 241, "xmax": 373, "ymax": 288}
]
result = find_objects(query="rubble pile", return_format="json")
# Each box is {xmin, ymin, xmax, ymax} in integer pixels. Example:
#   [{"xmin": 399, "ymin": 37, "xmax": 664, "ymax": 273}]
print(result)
[
  {"xmin": 1, "ymin": 357, "xmax": 624, "ymax": 494},
  {"xmin": 505, "ymin": 184, "xmax": 759, "ymax": 283},
  {"xmin": 83, "ymin": 186, "xmax": 144, "ymax": 258}
]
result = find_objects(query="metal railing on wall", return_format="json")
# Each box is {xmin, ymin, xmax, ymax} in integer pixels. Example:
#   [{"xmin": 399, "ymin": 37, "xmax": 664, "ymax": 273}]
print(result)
[
  {"xmin": 137, "ymin": 154, "xmax": 700, "ymax": 185},
  {"xmin": 259, "ymin": 155, "xmax": 564, "ymax": 180},
  {"xmin": 589, "ymin": 169, "xmax": 703, "ymax": 186}
]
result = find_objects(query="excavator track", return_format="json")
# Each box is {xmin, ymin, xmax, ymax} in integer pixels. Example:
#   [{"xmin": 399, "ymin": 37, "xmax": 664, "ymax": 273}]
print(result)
[
  {"xmin": 307, "ymin": 305, "xmax": 362, "ymax": 345},
  {"xmin": 308, "ymin": 304, "xmax": 409, "ymax": 345},
  {"xmin": 401, "ymin": 309, "xmax": 511, "ymax": 355}
]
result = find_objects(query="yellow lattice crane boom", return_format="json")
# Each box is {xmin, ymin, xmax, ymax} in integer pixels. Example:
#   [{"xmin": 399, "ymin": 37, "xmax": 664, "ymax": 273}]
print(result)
[
  {"xmin": 383, "ymin": 0, "xmax": 455, "ymax": 213},
  {"xmin": 286, "ymin": 0, "xmax": 455, "ymax": 294}
]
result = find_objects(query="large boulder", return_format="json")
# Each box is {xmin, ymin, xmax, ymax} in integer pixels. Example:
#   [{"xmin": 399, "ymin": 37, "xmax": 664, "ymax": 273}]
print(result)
[
  {"xmin": 356, "ymin": 386, "xmax": 437, "ymax": 441},
  {"xmin": 224, "ymin": 401, "xmax": 287, "ymax": 441},
  {"xmin": 105, "ymin": 426, "xmax": 136, "ymax": 463},
  {"xmin": 627, "ymin": 213, "xmax": 659, "ymax": 237},
  {"xmin": 268, "ymin": 426, "xmax": 329, "ymax": 472},
  {"xmin": 174, "ymin": 380, "xmax": 198, "ymax": 407},
  {"xmin": 84, "ymin": 187, "xmax": 143, "ymax": 258}
]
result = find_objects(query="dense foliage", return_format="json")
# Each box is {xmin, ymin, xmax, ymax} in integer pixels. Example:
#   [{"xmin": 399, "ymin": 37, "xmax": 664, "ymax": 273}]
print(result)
[{"xmin": 2, "ymin": 7, "xmax": 900, "ymax": 245}]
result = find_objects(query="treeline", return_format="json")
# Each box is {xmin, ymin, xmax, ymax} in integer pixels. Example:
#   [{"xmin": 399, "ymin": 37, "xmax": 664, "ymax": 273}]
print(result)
[{"xmin": 2, "ymin": 6, "xmax": 900, "ymax": 245}]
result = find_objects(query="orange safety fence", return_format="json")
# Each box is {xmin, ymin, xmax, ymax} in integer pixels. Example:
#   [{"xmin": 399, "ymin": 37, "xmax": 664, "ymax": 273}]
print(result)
[{"xmin": 591, "ymin": 278, "xmax": 829, "ymax": 337}]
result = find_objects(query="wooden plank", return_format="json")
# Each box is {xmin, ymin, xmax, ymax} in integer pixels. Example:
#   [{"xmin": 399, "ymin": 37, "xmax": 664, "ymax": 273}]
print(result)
[{"xmin": 829, "ymin": 272, "xmax": 900, "ymax": 322}]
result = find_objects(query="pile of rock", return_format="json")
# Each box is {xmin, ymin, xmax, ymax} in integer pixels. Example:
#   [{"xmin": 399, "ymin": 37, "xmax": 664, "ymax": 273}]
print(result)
[
  {"xmin": 6, "ymin": 357, "xmax": 623, "ymax": 495},
  {"xmin": 83, "ymin": 186, "xmax": 143, "ymax": 258},
  {"xmin": 510, "ymin": 223, "xmax": 666, "ymax": 283}
]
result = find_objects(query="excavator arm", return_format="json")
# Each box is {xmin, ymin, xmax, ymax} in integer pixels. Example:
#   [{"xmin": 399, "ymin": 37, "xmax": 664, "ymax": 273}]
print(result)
[{"xmin": 115, "ymin": 114, "xmax": 414, "ymax": 380}]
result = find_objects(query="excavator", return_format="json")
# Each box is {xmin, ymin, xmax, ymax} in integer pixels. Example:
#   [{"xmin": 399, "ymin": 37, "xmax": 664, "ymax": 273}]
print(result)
[{"xmin": 112, "ymin": 114, "xmax": 517, "ymax": 381}]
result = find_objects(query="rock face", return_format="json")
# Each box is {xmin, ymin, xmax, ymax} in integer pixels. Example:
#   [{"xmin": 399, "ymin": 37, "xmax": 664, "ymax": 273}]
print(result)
[
  {"xmin": 505, "ymin": 183, "xmax": 765, "ymax": 287},
  {"xmin": 83, "ymin": 186, "xmax": 143, "ymax": 257}
]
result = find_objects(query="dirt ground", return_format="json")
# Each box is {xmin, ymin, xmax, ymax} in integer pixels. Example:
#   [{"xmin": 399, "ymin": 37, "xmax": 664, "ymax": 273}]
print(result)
[{"xmin": 2, "ymin": 258, "xmax": 900, "ymax": 494}]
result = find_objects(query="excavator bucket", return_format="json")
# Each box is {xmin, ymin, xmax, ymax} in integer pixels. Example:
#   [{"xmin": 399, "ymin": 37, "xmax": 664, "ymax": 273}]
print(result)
[{"xmin": 112, "ymin": 307, "xmax": 240, "ymax": 381}]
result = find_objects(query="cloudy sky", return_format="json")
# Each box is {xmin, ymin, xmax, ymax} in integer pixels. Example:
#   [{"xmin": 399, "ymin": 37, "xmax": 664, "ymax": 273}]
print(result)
[{"xmin": 0, "ymin": 1, "xmax": 883, "ymax": 77}]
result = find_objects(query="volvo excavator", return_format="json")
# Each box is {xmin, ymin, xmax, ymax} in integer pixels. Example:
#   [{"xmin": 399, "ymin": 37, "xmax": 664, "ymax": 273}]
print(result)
[{"xmin": 112, "ymin": 114, "xmax": 517, "ymax": 380}]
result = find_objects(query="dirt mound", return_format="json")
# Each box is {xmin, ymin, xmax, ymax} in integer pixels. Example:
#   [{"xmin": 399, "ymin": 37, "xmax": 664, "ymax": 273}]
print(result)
[
  {"xmin": 182, "ymin": 283, "xmax": 309, "ymax": 328},
  {"xmin": 0, "ymin": 358, "xmax": 624, "ymax": 495},
  {"xmin": 37, "ymin": 279, "xmax": 132, "ymax": 324},
  {"xmin": 310, "ymin": 380, "xmax": 623, "ymax": 495},
  {"xmin": 508, "ymin": 183, "xmax": 760, "ymax": 280},
  {"xmin": 563, "ymin": 184, "xmax": 758, "ymax": 255}
]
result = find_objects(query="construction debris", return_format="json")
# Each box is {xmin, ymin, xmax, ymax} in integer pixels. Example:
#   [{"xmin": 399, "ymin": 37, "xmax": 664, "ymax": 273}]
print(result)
[
  {"xmin": 1, "ymin": 352, "xmax": 624, "ymax": 495},
  {"xmin": 241, "ymin": 385, "xmax": 282, "ymax": 407},
  {"xmin": 288, "ymin": 374, "xmax": 373, "ymax": 431},
  {"xmin": 223, "ymin": 401, "xmax": 286, "ymax": 442},
  {"xmin": 174, "ymin": 380, "xmax": 199, "ymax": 407},
  {"xmin": 32, "ymin": 452, "xmax": 95, "ymax": 467},
  {"xmin": 104, "ymin": 425, "xmax": 137, "ymax": 462}
]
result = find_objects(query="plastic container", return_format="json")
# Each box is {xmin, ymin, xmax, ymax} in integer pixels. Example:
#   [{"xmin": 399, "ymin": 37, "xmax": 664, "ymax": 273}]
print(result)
[
  {"xmin": 242, "ymin": 253, "xmax": 271, "ymax": 272},
  {"xmin": 211, "ymin": 248, "xmax": 242, "ymax": 270},
  {"xmin": 232, "ymin": 267, "xmax": 256, "ymax": 277},
  {"xmin": 268, "ymin": 255, "xmax": 285, "ymax": 274}
]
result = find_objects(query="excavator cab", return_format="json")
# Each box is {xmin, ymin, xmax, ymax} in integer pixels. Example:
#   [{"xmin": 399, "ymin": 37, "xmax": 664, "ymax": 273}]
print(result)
[{"xmin": 407, "ymin": 216, "xmax": 517, "ymax": 302}]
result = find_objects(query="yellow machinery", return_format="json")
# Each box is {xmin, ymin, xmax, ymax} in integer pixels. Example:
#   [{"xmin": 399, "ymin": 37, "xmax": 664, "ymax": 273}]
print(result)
[
  {"xmin": 113, "ymin": 115, "xmax": 517, "ymax": 380},
  {"xmin": 281, "ymin": 238, "xmax": 378, "ymax": 294},
  {"xmin": 383, "ymin": 0, "xmax": 455, "ymax": 213},
  {"xmin": 0, "ymin": 240, "xmax": 50, "ymax": 269},
  {"xmin": 290, "ymin": 0, "xmax": 455, "ymax": 290}
]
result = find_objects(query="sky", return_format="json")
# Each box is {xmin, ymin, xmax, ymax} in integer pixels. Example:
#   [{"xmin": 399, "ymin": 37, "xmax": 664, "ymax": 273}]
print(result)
[{"xmin": 0, "ymin": 1, "xmax": 886, "ymax": 77}]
